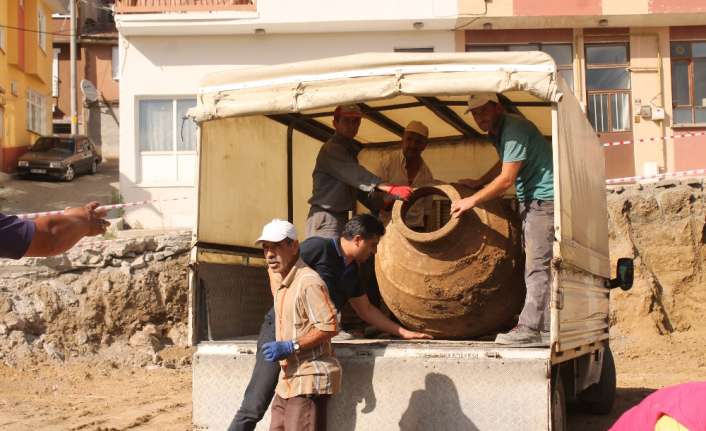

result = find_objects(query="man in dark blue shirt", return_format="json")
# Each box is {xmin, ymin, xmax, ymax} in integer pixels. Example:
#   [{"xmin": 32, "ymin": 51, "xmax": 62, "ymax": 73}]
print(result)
[
  {"xmin": 232, "ymin": 214, "xmax": 431, "ymax": 431},
  {"xmin": 0, "ymin": 202, "xmax": 109, "ymax": 259}
]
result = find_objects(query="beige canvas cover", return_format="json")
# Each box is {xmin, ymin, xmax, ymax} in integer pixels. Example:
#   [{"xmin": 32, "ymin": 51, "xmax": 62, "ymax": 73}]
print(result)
[
  {"xmin": 192, "ymin": 52, "xmax": 608, "ymax": 279},
  {"xmin": 190, "ymin": 52, "xmax": 560, "ymax": 123},
  {"xmin": 554, "ymin": 78, "xmax": 611, "ymax": 277}
]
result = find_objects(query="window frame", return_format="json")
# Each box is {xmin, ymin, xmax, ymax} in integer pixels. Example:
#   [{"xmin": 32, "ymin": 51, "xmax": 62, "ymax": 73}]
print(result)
[
  {"xmin": 136, "ymin": 96, "xmax": 198, "ymax": 187},
  {"xmin": 111, "ymin": 45, "xmax": 120, "ymax": 80},
  {"xmin": 26, "ymin": 89, "xmax": 47, "ymax": 135},
  {"xmin": 465, "ymin": 42, "xmax": 575, "ymax": 91},
  {"xmin": 670, "ymin": 40, "xmax": 706, "ymax": 126},
  {"xmin": 38, "ymin": 8, "xmax": 46, "ymax": 53},
  {"xmin": 584, "ymin": 42, "xmax": 632, "ymax": 133},
  {"xmin": 0, "ymin": 25, "xmax": 6, "ymax": 53}
]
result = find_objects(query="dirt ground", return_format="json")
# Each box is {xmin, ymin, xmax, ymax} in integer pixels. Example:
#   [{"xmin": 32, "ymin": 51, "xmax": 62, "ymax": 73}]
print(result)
[{"xmin": 1, "ymin": 331, "xmax": 705, "ymax": 431}]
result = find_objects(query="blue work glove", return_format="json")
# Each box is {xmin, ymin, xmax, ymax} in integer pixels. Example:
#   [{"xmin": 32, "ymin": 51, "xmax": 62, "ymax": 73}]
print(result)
[{"xmin": 261, "ymin": 340, "xmax": 295, "ymax": 362}]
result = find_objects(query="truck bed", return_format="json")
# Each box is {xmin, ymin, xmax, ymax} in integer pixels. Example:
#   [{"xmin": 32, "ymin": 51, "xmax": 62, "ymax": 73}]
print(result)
[{"xmin": 193, "ymin": 338, "xmax": 551, "ymax": 430}]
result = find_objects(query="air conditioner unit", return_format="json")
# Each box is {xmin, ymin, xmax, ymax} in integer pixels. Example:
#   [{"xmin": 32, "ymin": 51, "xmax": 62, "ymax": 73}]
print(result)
[{"xmin": 10, "ymin": 81, "xmax": 19, "ymax": 97}]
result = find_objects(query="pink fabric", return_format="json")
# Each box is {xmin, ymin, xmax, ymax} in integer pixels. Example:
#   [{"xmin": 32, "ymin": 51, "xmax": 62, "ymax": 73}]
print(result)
[{"xmin": 610, "ymin": 382, "xmax": 706, "ymax": 431}]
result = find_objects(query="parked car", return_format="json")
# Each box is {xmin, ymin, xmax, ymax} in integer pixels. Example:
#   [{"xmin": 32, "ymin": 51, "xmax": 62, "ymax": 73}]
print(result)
[{"xmin": 17, "ymin": 135, "xmax": 102, "ymax": 181}]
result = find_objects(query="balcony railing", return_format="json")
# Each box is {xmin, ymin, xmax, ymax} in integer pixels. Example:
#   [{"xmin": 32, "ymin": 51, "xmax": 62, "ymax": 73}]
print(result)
[{"xmin": 115, "ymin": 0, "xmax": 256, "ymax": 13}]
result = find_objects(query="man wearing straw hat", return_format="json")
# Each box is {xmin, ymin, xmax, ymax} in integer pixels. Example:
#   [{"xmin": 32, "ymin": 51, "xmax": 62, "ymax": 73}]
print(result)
[
  {"xmin": 371, "ymin": 120, "xmax": 436, "ymax": 230},
  {"xmin": 451, "ymin": 93, "xmax": 554, "ymax": 346}
]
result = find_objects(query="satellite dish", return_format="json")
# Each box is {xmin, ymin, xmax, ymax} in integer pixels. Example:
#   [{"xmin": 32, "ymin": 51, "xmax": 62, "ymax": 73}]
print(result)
[{"xmin": 80, "ymin": 79, "xmax": 99, "ymax": 102}]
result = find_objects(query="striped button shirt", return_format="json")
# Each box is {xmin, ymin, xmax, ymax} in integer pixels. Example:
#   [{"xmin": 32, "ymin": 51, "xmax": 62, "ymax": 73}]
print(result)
[{"xmin": 274, "ymin": 259, "xmax": 342, "ymax": 399}]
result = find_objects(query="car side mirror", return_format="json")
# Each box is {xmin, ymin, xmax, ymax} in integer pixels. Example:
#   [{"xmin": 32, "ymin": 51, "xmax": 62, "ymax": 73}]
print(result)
[{"xmin": 608, "ymin": 258, "xmax": 633, "ymax": 291}]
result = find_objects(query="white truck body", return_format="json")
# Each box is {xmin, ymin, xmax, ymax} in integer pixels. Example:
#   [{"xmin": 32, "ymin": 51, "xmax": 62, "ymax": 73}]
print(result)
[{"xmin": 187, "ymin": 52, "xmax": 626, "ymax": 430}]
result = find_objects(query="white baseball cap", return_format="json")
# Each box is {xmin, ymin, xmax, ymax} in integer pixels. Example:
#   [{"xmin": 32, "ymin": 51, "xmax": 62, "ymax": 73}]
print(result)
[
  {"xmin": 255, "ymin": 219, "xmax": 298, "ymax": 244},
  {"xmin": 465, "ymin": 93, "xmax": 500, "ymax": 113}
]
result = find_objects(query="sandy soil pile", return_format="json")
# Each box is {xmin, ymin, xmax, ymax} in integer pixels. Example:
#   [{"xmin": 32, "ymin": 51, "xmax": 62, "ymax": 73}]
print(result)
[{"xmin": 607, "ymin": 179, "xmax": 705, "ymax": 348}]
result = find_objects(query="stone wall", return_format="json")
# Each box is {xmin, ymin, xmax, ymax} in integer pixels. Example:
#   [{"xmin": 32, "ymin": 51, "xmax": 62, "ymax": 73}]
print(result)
[{"xmin": 0, "ymin": 231, "xmax": 191, "ymax": 366}]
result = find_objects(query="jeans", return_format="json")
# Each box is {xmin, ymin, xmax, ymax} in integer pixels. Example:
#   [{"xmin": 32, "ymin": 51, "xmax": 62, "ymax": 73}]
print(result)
[{"xmin": 231, "ymin": 308, "xmax": 279, "ymax": 431}]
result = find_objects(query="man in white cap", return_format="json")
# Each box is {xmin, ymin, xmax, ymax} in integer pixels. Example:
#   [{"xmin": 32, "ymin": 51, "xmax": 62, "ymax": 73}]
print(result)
[
  {"xmin": 252, "ymin": 219, "xmax": 340, "ymax": 431},
  {"xmin": 450, "ymin": 93, "xmax": 554, "ymax": 346},
  {"xmin": 233, "ymin": 216, "xmax": 430, "ymax": 430},
  {"xmin": 371, "ymin": 120, "xmax": 436, "ymax": 230},
  {"xmin": 306, "ymin": 104, "xmax": 414, "ymax": 239}
]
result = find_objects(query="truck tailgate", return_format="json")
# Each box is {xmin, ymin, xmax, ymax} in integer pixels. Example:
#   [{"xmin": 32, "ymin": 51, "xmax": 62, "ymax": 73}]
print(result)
[{"xmin": 193, "ymin": 339, "xmax": 551, "ymax": 430}]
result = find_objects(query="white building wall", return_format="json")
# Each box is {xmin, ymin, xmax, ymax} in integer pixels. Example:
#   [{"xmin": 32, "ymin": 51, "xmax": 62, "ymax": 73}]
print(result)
[{"xmin": 119, "ymin": 31, "xmax": 456, "ymax": 229}]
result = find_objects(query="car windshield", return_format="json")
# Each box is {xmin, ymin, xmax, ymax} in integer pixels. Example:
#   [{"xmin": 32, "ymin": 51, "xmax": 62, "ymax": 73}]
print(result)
[{"xmin": 30, "ymin": 138, "xmax": 75, "ymax": 154}]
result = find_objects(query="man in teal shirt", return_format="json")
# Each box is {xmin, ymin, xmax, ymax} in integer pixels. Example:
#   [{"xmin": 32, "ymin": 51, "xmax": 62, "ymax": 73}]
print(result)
[{"xmin": 451, "ymin": 93, "xmax": 554, "ymax": 345}]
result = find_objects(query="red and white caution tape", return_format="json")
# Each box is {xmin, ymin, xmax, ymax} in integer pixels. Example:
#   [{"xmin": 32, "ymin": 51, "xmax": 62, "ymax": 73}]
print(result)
[
  {"xmin": 603, "ymin": 131, "xmax": 706, "ymax": 147},
  {"xmin": 606, "ymin": 168, "xmax": 706, "ymax": 185},
  {"xmin": 13, "ymin": 196, "xmax": 191, "ymax": 220}
]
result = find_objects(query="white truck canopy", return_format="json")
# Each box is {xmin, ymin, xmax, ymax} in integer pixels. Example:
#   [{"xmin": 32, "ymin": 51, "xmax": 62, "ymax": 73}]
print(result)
[{"xmin": 190, "ymin": 52, "xmax": 609, "ymax": 278}]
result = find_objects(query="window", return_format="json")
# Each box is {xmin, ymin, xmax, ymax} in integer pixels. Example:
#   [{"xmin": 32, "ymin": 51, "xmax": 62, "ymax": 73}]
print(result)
[
  {"xmin": 467, "ymin": 43, "xmax": 574, "ymax": 91},
  {"xmin": 671, "ymin": 41, "xmax": 706, "ymax": 124},
  {"xmin": 38, "ymin": 9, "xmax": 46, "ymax": 52},
  {"xmin": 138, "ymin": 98, "xmax": 197, "ymax": 185},
  {"xmin": 52, "ymin": 48, "xmax": 60, "ymax": 97},
  {"xmin": 112, "ymin": 45, "xmax": 119, "ymax": 80},
  {"xmin": 585, "ymin": 43, "xmax": 631, "ymax": 133},
  {"xmin": 27, "ymin": 89, "xmax": 47, "ymax": 134}
]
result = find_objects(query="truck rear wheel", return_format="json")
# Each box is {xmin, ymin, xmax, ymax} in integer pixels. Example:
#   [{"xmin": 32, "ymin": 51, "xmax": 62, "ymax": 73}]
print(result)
[
  {"xmin": 551, "ymin": 370, "xmax": 567, "ymax": 431},
  {"xmin": 578, "ymin": 346, "xmax": 616, "ymax": 414}
]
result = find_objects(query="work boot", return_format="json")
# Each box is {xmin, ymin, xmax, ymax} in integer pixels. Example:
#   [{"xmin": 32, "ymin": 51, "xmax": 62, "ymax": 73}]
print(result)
[
  {"xmin": 332, "ymin": 330, "xmax": 356, "ymax": 341},
  {"xmin": 494, "ymin": 325, "xmax": 541, "ymax": 345}
]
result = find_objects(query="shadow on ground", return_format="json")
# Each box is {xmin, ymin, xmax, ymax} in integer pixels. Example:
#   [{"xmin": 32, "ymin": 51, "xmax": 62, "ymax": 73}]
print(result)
[{"xmin": 568, "ymin": 387, "xmax": 654, "ymax": 431}]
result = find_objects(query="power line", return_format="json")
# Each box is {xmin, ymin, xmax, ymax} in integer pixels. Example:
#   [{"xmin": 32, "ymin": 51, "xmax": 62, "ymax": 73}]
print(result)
[{"xmin": 0, "ymin": 23, "xmax": 72, "ymax": 36}]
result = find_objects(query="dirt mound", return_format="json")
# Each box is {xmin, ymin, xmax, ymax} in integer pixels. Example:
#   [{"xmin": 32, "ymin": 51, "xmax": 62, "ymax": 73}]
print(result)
[
  {"xmin": 607, "ymin": 179, "xmax": 706, "ymax": 341},
  {"xmin": 0, "ymin": 232, "xmax": 191, "ymax": 367}
]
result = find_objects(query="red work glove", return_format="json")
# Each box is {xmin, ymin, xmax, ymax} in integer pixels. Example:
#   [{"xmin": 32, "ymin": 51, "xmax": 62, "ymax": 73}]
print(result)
[{"xmin": 388, "ymin": 185, "xmax": 413, "ymax": 201}]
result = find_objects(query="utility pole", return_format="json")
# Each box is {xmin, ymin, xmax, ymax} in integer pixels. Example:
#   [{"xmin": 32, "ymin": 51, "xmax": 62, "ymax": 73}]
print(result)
[{"xmin": 70, "ymin": 0, "xmax": 77, "ymax": 135}]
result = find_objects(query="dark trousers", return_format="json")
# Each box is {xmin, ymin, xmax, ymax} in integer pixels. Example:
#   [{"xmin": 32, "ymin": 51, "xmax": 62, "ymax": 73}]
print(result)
[
  {"xmin": 269, "ymin": 394, "xmax": 329, "ymax": 431},
  {"xmin": 231, "ymin": 308, "xmax": 279, "ymax": 431}
]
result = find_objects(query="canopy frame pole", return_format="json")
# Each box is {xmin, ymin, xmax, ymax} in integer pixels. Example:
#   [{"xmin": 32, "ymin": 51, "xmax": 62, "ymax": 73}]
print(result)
[
  {"xmin": 358, "ymin": 103, "xmax": 405, "ymax": 137},
  {"xmin": 416, "ymin": 97, "xmax": 483, "ymax": 139}
]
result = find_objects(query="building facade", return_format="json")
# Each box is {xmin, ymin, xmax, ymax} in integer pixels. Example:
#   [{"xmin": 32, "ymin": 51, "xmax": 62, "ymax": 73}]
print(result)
[
  {"xmin": 460, "ymin": 0, "xmax": 706, "ymax": 180},
  {"xmin": 52, "ymin": 0, "xmax": 119, "ymax": 160},
  {"xmin": 114, "ymin": 0, "xmax": 706, "ymax": 229},
  {"xmin": 0, "ymin": 0, "xmax": 65, "ymax": 173}
]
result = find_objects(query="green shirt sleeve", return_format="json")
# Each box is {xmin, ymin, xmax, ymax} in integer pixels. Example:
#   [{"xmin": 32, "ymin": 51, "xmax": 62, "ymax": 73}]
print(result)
[{"xmin": 501, "ymin": 133, "xmax": 528, "ymax": 163}]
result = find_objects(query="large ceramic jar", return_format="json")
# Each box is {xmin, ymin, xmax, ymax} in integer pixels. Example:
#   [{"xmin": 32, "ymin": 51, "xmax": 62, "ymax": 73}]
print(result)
[{"xmin": 375, "ymin": 184, "xmax": 526, "ymax": 339}]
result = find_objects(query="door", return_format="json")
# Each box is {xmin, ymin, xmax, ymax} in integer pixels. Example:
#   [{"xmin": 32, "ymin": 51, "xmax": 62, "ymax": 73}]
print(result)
[{"xmin": 585, "ymin": 43, "xmax": 634, "ymax": 180}]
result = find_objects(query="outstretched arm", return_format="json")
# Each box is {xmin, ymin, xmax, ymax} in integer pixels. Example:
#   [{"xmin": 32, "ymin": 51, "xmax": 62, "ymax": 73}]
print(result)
[
  {"xmin": 25, "ymin": 202, "xmax": 109, "ymax": 257},
  {"xmin": 450, "ymin": 161, "xmax": 521, "ymax": 219},
  {"xmin": 350, "ymin": 294, "xmax": 432, "ymax": 339}
]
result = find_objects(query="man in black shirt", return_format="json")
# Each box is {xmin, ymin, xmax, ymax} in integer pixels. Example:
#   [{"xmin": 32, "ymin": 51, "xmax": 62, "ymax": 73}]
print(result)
[{"xmin": 231, "ymin": 214, "xmax": 431, "ymax": 431}]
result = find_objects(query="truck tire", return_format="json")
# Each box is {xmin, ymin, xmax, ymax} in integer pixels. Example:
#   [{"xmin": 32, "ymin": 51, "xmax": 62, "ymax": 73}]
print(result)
[
  {"xmin": 552, "ymin": 370, "xmax": 567, "ymax": 431},
  {"xmin": 579, "ymin": 346, "xmax": 616, "ymax": 414}
]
